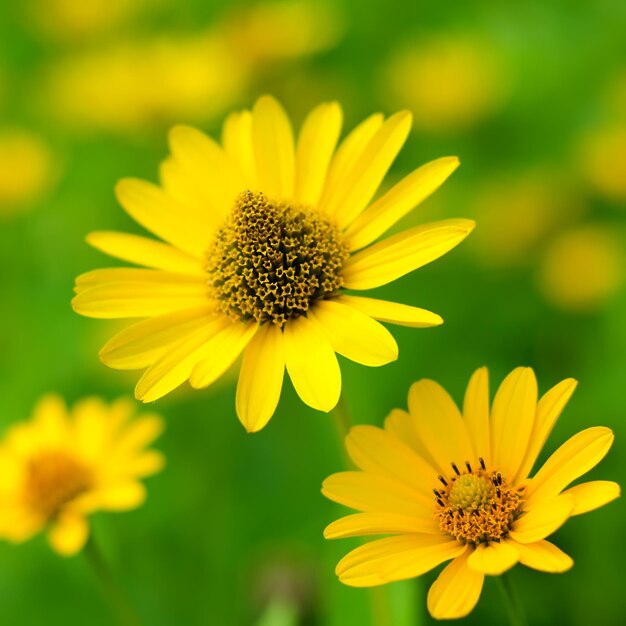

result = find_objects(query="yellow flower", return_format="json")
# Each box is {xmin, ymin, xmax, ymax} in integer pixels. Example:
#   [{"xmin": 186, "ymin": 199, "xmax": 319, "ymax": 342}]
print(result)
[
  {"xmin": 322, "ymin": 367, "xmax": 619, "ymax": 620},
  {"xmin": 72, "ymin": 96, "xmax": 474, "ymax": 432},
  {"xmin": 0, "ymin": 395, "xmax": 164, "ymax": 556}
]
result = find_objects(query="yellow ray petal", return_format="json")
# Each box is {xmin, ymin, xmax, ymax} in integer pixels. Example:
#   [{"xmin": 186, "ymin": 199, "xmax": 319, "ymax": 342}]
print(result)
[
  {"xmin": 408, "ymin": 379, "xmax": 475, "ymax": 477},
  {"xmin": 99, "ymin": 307, "xmax": 216, "ymax": 370},
  {"xmin": 346, "ymin": 156, "xmax": 460, "ymax": 251},
  {"xmin": 235, "ymin": 323, "xmax": 285, "ymax": 432},
  {"xmin": 47, "ymin": 513, "xmax": 89, "ymax": 556},
  {"xmin": 324, "ymin": 512, "xmax": 439, "ymax": 539},
  {"xmin": 336, "ymin": 534, "xmax": 464, "ymax": 587},
  {"xmin": 513, "ymin": 539, "xmax": 573, "ymax": 573},
  {"xmin": 427, "ymin": 549, "xmax": 483, "ymax": 621},
  {"xmin": 467, "ymin": 541, "xmax": 519, "ymax": 575},
  {"xmin": 115, "ymin": 178, "xmax": 209, "ymax": 257},
  {"xmin": 294, "ymin": 102, "xmax": 342, "ymax": 206},
  {"xmin": 189, "ymin": 321, "xmax": 258, "ymax": 389},
  {"xmin": 93, "ymin": 481, "xmax": 147, "ymax": 511},
  {"xmin": 74, "ymin": 268, "xmax": 205, "ymax": 294},
  {"xmin": 525, "ymin": 427, "xmax": 615, "ymax": 504},
  {"xmin": 125, "ymin": 451, "xmax": 166, "ymax": 478},
  {"xmin": 221, "ymin": 110, "xmax": 257, "ymax": 189},
  {"xmin": 562, "ymin": 480, "xmax": 620, "ymax": 515},
  {"xmin": 383, "ymin": 408, "xmax": 440, "ymax": 471},
  {"xmin": 337, "ymin": 295, "xmax": 442, "ymax": 328},
  {"xmin": 343, "ymin": 219, "xmax": 475, "ymax": 290},
  {"xmin": 113, "ymin": 415, "xmax": 164, "ymax": 454},
  {"xmin": 509, "ymin": 495, "xmax": 575, "ymax": 544},
  {"xmin": 515, "ymin": 378, "xmax": 578, "ymax": 482},
  {"xmin": 308, "ymin": 299, "xmax": 398, "ymax": 366},
  {"xmin": 252, "ymin": 95, "xmax": 295, "ymax": 200},
  {"xmin": 32, "ymin": 394, "xmax": 69, "ymax": 447},
  {"xmin": 283, "ymin": 315, "xmax": 341, "ymax": 412},
  {"xmin": 463, "ymin": 367, "xmax": 491, "ymax": 465}
]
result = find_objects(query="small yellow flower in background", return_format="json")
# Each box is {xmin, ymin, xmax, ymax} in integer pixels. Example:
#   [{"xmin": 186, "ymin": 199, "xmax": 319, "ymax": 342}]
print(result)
[
  {"xmin": 0, "ymin": 395, "xmax": 164, "ymax": 556},
  {"xmin": 322, "ymin": 367, "xmax": 619, "ymax": 620},
  {"xmin": 72, "ymin": 95, "xmax": 474, "ymax": 432}
]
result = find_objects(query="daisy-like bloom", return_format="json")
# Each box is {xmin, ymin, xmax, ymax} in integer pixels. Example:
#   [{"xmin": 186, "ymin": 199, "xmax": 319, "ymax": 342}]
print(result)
[
  {"xmin": 322, "ymin": 367, "xmax": 620, "ymax": 620},
  {"xmin": 72, "ymin": 96, "xmax": 474, "ymax": 432},
  {"xmin": 0, "ymin": 395, "xmax": 164, "ymax": 556}
]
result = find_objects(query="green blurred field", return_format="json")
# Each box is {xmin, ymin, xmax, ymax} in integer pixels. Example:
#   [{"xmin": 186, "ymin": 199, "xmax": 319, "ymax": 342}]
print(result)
[{"xmin": 0, "ymin": 1, "xmax": 625, "ymax": 624}]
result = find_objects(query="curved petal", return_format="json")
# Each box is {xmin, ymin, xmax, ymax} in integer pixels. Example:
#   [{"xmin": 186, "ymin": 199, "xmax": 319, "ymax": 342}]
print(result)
[
  {"xmin": 235, "ymin": 323, "xmax": 285, "ymax": 432},
  {"xmin": 514, "ymin": 539, "xmax": 573, "ymax": 573},
  {"xmin": 562, "ymin": 480, "xmax": 620, "ymax": 515},
  {"xmin": 283, "ymin": 315, "xmax": 341, "ymax": 412},
  {"xmin": 324, "ymin": 512, "xmax": 439, "ymax": 539},
  {"xmin": 336, "ymin": 534, "xmax": 464, "ymax": 587},
  {"xmin": 342, "ymin": 219, "xmax": 475, "ymax": 290},
  {"xmin": 490, "ymin": 367, "xmax": 538, "ymax": 481},
  {"xmin": 221, "ymin": 110, "xmax": 257, "ymax": 188},
  {"xmin": 383, "ymin": 408, "xmax": 439, "ymax": 471},
  {"xmin": 252, "ymin": 95, "xmax": 295, "ymax": 200},
  {"xmin": 294, "ymin": 102, "xmax": 342, "ymax": 206},
  {"xmin": 308, "ymin": 299, "xmax": 398, "ymax": 367},
  {"xmin": 467, "ymin": 541, "xmax": 519, "ymax": 575},
  {"xmin": 463, "ymin": 367, "xmax": 491, "ymax": 466},
  {"xmin": 48, "ymin": 513, "xmax": 89, "ymax": 556},
  {"xmin": 509, "ymin": 495, "xmax": 575, "ymax": 544},
  {"xmin": 337, "ymin": 295, "xmax": 442, "ymax": 328},
  {"xmin": 92, "ymin": 481, "xmax": 147, "ymax": 511},
  {"xmin": 427, "ymin": 549, "xmax": 483, "ymax": 620},
  {"xmin": 345, "ymin": 156, "xmax": 460, "ymax": 251}
]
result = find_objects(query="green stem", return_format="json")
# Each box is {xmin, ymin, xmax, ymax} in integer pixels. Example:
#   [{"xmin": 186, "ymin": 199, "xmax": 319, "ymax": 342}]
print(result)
[
  {"xmin": 84, "ymin": 535, "xmax": 143, "ymax": 626},
  {"xmin": 496, "ymin": 573, "xmax": 527, "ymax": 626}
]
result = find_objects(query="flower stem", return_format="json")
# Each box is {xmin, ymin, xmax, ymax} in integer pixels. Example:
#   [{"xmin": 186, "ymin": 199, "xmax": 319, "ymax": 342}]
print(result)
[
  {"xmin": 496, "ymin": 573, "xmax": 527, "ymax": 626},
  {"xmin": 84, "ymin": 534, "xmax": 143, "ymax": 626}
]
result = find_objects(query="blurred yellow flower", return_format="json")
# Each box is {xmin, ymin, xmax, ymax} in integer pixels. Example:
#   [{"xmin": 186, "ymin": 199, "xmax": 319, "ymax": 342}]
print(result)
[
  {"xmin": 72, "ymin": 96, "xmax": 473, "ymax": 432},
  {"xmin": 0, "ymin": 395, "xmax": 164, "ymax": 556},
  {"xmin": 383, "ymin": 35, "xmax": 510, "ymax": 133},
  {"xmin": 0, "ymin": 128, "xmax": 54, "ymax": 214},
  {"xmin": 538, "ymin": 225, "xmax": 624, "ymax": 312},
  {"xmin": 323, "ymin": 367, "xmax": 619, "ymax": 619}
]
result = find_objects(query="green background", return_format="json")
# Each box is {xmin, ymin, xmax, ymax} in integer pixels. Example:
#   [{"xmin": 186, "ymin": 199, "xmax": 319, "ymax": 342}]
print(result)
[{"xmin": 0, "ymin": 0, "xmax": 625, "ymax": 624}]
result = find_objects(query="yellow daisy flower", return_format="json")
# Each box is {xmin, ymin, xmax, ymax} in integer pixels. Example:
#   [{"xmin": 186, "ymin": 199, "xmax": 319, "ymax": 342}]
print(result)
[
  {"xmin": 72, "ymin": 96, "xmax": 474, "ymax": 432},
  {"xmin": 322, "ymin": 367, "xmax": 620, "ymax": 620},
  {"xmin": 0, "ymin": 395, "xmax": 164, "ymax": 556}
]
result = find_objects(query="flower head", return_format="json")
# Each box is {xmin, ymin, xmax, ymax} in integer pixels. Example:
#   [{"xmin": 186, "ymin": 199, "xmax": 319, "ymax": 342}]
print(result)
[
  {"xmin": 0, "ymin": 395, "xmax": 164, "ymax": 556},
  {"xmin": 322, "ymin": 367, "xmax": 620, "ymax": 620},
  {"xmin": 72, "ymin": 96, "xmax": 474, "ymax": 432}
]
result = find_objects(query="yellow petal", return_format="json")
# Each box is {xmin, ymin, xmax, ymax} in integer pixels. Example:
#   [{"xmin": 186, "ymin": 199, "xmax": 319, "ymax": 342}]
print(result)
[
  {"xmin": 509, "ymin": 495, "xmax": 575, "ymax": 543},
  {"xmin": 99, "ymin": 307, "xmax": 216, "ymax": 370},
  {"xmin": 94, "ymin": 481, "xmax": 147, "ymax": 511},
  {"xmin": 48, "ymin": 513, "xmax": 89, "ymax": 556},
  {"xmin": 135, "ymin": 318, "xmax": 229, "ymax": 402},
  {"xmin": 189, "ymin": 322, "xmax": 258, "ymax": 389},
  {"xmin": 345, "ymin": 156, "xmax": 460, "ymax": 251},
  {"xmin": 126, "ymin": 451, "xmax": 166, "ymax": 477},
  {"xmin": 562, "ymin": 480, "xmax": 620, "ymax": 515},
  {"xmin": 113, "ymin": 415, "xmax": 164, "ymax": 454},
  {"xmin": 221, "ymin": 110, "xmax": 257, "ymax": 188},
  {"xmin": 345, "ymin": 425, "xmax": 438, "ymax": 498},
  {"xmin": 515, "ymin": 378, "xmax": 578, "ymax": 482},
  {"xmin": 343, "ymin": 219, "xmax": 475, "ymax": 290},
  {"xmin": 283, "ymin": 315, "xmax": 341, "ymax": 412},
  {"xmin": 32, "ymin": 394, "xmax": 69, "ymax": 447},
  {"xmin": 337, "ymin": 295, "xmax": 443, "ymax": 328},
  {"xmin": 463, "ymin": 367, "xmax": 491, "ymax": 465},
  {"xmin": 86, "ymin": 231, "xmax": 204, "ymax": 275},
  {"xmin": 294, "ymin": 102, "xmax": 342, "ymax": 206},
  {"xmin": 115, "ymin": 178, "xmax": 209, "ymax": 257},
  {"xmin": 252, "ymin": 95, "xmax": 295, "ymax": 199},
  {"xmin": 467, "ymin": 541, "xmax": 519, "ymax": 575},
  {"xmin": 408, "ymin": 379, "xmax": 475, "ymax": 477},
  {"xmin": 324, "ymin": 512, "xmax": 439, "ymax": 539},
  {"xmin": 514, "ymin": 539, "xmax": 573, "ymax": 573},
  {"xmin": 383, "ymin": 408, "xmax": 439, "ymax": 471},
  {"xmin": 336, "ymin": 534, "xmax": 464, "ymax": 587},
  {"xmin": 490, "ymin": 367, "xmax": 538, "ymax": 481},
  {"xmin": 235, "ymin": 323, "xmax": 285, "ymax": 432},
  {"xmin": 323, "ymin": 111, "xmax": 413, "ymax": 229},
  {"xmin": 308, "ymin": 299, "xmax": 398, "ymax": 366},
  {"xmin": 525, "ymin": 427, "xmax": 615, "ymax": 504},
  {"xmin": 427, "ymin": 549, "xmax": 483, "ymax": 620}
]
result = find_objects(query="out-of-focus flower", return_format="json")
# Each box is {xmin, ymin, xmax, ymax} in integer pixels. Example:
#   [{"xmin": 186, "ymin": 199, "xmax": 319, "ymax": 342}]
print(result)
[
  {"xmin": 382, "ymin": 35, "xmax": 510, "ymax": 133},
  {"xmin": 538, "ymin": 225, "xmax": 624, "ymax": 312},
  {"xmin": 0, "ymin": 395, "xmax": 164, "ymax": 556},
  {"xmin": 0, "ymin": 128, "xmax": 54, "ymax": 215},
  {"xmin": 323, "ymin": 367, "xmax": 619, "ymax": 619},
  {"xmin": 72, "ymin": 96, "xmax": 473, "ymax": 432}
]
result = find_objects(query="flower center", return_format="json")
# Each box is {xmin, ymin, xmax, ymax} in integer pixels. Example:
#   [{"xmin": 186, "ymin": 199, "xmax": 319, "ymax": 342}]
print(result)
[
  {"xmin": 206, "ymin": 191, "xmax": 349, "ymax": 327},
  {"xmin": 24, "ymin": 450, "xmax": 92, "ymax": 519},
  {"xmin": 433, "ymin": 460, "xmax": 523, "ymax": 545}
]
